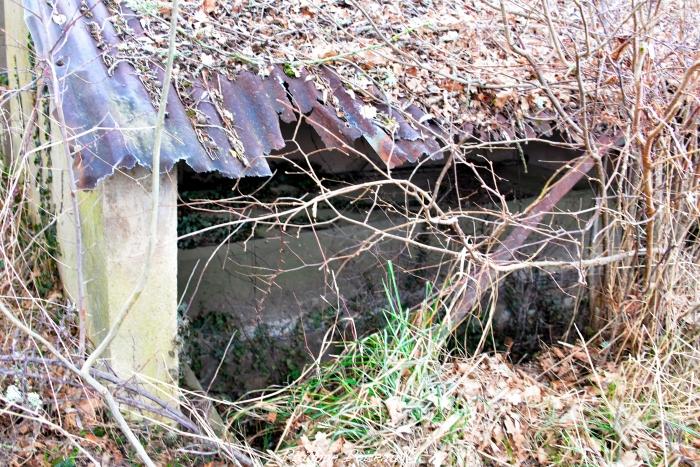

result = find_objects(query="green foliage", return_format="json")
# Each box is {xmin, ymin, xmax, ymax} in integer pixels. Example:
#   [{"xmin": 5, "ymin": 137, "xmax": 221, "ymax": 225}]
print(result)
[
  {"xmin": 234, "ymin": 263, "xmax": 470, "ymax": 463},
  {"xmin": 49, "ymin": 448, "xmax": 78, "ymax": 467},
  {"xmin": 283, "ymin": 62, "xmax": 300, "ymax": 78}
]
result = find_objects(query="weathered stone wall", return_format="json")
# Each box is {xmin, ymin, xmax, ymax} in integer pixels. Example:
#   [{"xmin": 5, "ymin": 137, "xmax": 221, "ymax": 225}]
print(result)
[
  {"xmin": 179, "ymin": 183, "xmax": 598, "ymax": 395},
  {"xmin": 178, "ymin": 212, "xmax": 429, "ymax": 394}
]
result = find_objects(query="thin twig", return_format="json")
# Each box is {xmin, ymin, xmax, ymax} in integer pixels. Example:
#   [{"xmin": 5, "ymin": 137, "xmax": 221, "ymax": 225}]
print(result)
[
  {"xmin": 638, "ymin": 60, "xmax": 700, "ymax": 283},
  {"xmin": 35, "ymin": 9, "xmax": 89, "ymax": 354},
  {"xmin": 499, "ymin": 0, "xmax": 584, "ymax": 137},
  {"xmin": 0, "ymin": 300, "xmax": 156, "ymax": 466}
]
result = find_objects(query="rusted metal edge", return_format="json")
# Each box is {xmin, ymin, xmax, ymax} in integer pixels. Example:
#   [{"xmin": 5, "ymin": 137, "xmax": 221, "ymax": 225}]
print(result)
[{"xmin": 23, "ymin": 0, "xmax": 447, "ymax": 189}]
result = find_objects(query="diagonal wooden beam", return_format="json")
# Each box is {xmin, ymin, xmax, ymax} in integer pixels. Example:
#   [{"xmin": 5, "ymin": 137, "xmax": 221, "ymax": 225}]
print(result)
[{"xmin": 452, "ymin": 153, "xmax": 597, "ymax": 324}]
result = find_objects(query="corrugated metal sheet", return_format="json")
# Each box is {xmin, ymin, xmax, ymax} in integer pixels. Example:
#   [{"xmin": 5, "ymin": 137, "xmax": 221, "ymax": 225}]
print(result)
[{"xmin": 24, "ymin": 0, "xmax": 444, "ymax": 189}]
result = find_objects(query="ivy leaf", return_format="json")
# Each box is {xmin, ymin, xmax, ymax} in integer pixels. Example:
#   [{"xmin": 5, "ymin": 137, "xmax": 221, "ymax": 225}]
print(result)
[{"xmin": 283, "ymin": 63, "xmax": 300, "ymax": 78}]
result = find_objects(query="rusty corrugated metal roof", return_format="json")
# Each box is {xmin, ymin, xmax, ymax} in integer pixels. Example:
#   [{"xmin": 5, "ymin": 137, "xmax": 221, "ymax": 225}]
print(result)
[{"xmin": 24, "ymin": 0, "xmax": 444, "ymax": 189}]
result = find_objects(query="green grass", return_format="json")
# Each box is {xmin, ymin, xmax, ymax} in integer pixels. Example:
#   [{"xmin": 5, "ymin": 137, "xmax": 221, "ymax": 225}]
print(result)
[
  {"xmin": 232, "ymin": 262, "xmax": 474, "ymax": 463},
  {"xmin": 211, "ymin": 252, "xmax": 699, "ymax": 466}
]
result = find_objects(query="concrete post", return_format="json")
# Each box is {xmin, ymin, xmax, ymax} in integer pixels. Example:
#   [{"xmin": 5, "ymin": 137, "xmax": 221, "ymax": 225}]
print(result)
[
  {"xmin": 2, "ymin": 0, "xmax": 180, "ymax": 406},
  {"xmin": 1, "ymin": 0, "xmax": 43, "ymax": 218},
  {"xmin": 79, "ymin": 167, "xmax": 179, "ymax": 402},
  {"xmin": 2, "ymin": 0, "xmax": 80, "ymax": 303}
]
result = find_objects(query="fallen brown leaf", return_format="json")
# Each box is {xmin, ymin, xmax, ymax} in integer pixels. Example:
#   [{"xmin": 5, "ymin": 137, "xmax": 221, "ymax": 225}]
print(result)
[{"xmin": 201, "ymin": 0, "xmax": 217, "ymax": 14}]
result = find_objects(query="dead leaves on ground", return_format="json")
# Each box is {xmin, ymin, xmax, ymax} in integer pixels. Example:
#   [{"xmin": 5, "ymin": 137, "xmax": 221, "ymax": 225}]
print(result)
[
  {"xmin": 446, "ymin": 355, "xmax": 546, "ymax": 464},
  {"xmin": 0, "ymin": 348, "xmax": 126, "ymax": 465},
  {"xmin": 272, "ymin": 343, "xmax": 686, "ymax": 465},
  {"xmin": 201, "ymin": 0, "xmax": 217, "ymax": 14}
]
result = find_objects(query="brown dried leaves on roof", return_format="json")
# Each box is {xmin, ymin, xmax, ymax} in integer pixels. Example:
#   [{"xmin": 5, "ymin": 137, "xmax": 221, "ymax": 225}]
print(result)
[{"xmin": 25, "ymin": 0, "xmax": 700, "ymax": 186}]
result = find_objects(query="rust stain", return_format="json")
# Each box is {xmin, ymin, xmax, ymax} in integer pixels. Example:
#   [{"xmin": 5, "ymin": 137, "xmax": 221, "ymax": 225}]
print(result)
[{"xmin": 25, "ymin": 0, "xmax": 446, "ymax": 188}]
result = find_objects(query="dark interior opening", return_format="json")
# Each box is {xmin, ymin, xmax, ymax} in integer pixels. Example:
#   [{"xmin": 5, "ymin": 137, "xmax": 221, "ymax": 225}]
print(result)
[{"xmin": 175, "ymin": 121, "xmax": 593, "ymax": 398}]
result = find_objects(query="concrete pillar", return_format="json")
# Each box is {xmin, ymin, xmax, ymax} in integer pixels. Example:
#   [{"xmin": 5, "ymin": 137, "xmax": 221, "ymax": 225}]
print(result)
[
  {"xmin": 2, "ymin": 0, "xmax": 179, "ymax": 405},
  {"xmin": 1, "ymin": 0, "xmax": 32, "ymax": 146},
  {"xmin": 79, "ymin": 167, "xmax": 179, "ymax": 401},
  {"xmin": 2, "ymin": 0, "xmax": 80, "ymax": 301}
]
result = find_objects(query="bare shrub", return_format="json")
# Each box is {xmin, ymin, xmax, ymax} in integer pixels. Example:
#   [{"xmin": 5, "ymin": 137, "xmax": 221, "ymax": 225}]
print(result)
[{"xmin": 0, "ymin": 0, "xmax": 698, "ymax": 464}]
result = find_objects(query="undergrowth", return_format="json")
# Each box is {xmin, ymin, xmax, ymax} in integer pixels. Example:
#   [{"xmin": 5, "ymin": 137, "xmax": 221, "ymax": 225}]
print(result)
[
  {"xmin": 229, "ymin": 261, "xmax": 699, "ymax": 466},
  {"xmin": 234, "ymin": 263, "xmax": 479, "ymax": 465},
  {"xmin": 1, "ymin": 0, "xmax": 699, "ymax": 464}
]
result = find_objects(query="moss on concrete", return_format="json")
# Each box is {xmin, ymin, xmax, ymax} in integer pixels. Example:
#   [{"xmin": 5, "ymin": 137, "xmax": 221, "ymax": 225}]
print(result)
[{"xmin": 182, "ymin": 291, "xmax": 390, "ymax": 397}]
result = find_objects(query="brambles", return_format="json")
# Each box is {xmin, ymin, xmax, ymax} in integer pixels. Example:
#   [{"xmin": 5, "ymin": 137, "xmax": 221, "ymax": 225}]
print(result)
[{"xmin": 1, "ymin": 0, "xmax": 698, "ymax": 464}]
